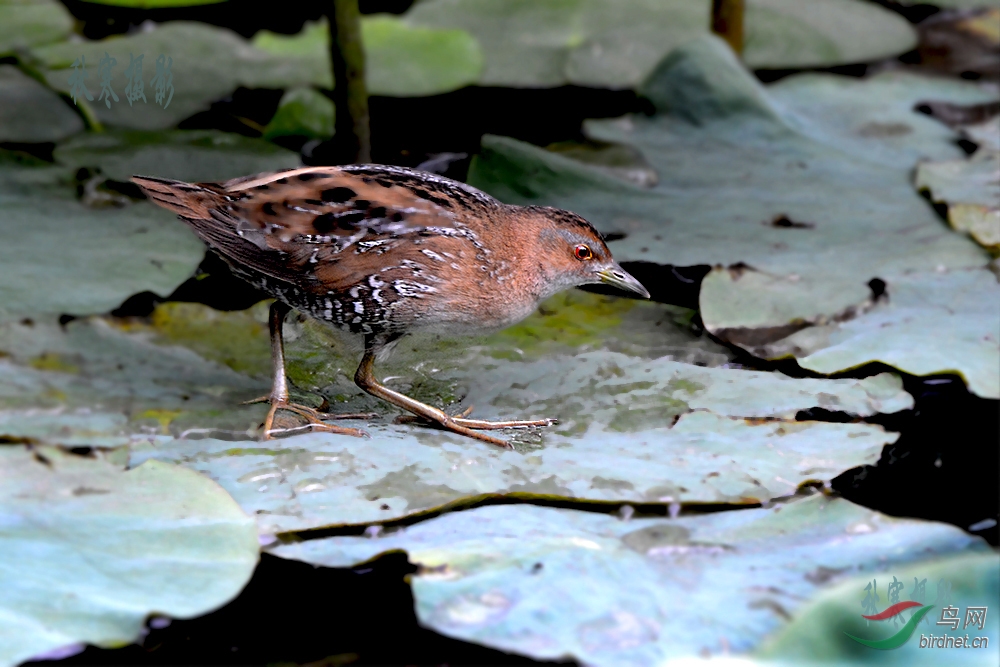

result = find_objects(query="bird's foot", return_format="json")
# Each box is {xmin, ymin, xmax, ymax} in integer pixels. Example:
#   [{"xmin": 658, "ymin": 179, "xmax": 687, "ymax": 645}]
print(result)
[
  {"xmin": 395, "ymin": 405, "xmax": 557, "ymax": 448},
  {"xmin": 244, "ymin": 395, "xmax": 372, "ymax": 440}
]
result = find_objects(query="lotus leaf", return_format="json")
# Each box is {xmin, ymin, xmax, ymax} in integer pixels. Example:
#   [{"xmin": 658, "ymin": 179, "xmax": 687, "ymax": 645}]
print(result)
[
  {"xmin": 757, "ymin": 551, "xmax": 999, "ymax": 666},
  {"xmin": 29, "ymin": 15, "xmax": 482, "ymax": 130},
  {"xmin": 262, "ymin": 87, "xmax": 335, "ymax": 141},
  {"xmin": 0, "ymin": 64, "xmax": 82, "ymax": 142},
  {"xmin": 0, "ymin": 0, "xmax": 73, "ymax": 56},
  {"xmin": 0, "ymin": 446, "xmax": 258, "ymax": 667},
  {"xmin": 748, "ymin": 268, "xmax": 1000, "ymax": 399},
  {"xmin": 0, "ymin": 314, "xmax": 265, "ymax": 446},
  {"xmin": 253, "ymin": 16, "xmax": 483, "ymax": 97},
  {"xmin": 270, "ymin": 496, "xmax": 990, "ymax": 666},
  {"xmin": 916, "ymin": 149, "xmax": 999, "ymax": 252},
  {"xmin": 0, "ymin": 156, "xmax": 204, "ymax": 322},
  {"xmin": 360, "ymin": 15, "xmax": 483, "ymax": 97},
  {"xmin": 54, "ymin": 128, "xmax": 302, "ymax": 182},
  {"xmin": 917, "ymin": 149, "xmax": 1000, "ymax": 209},
  {"xmin": 961, "ymin": 117, "xmax": 1000, "ymax": 151},
  {"xmin": 403, "ymin": 0, "xmax": 916, "ymax": 88},
  {"xmin": 467, "ymin": 36, "xmax": 998, "ymax": 396},
  {"xmin": 33, "ymin": 22, "xmax": 325, "ymax": 130}
]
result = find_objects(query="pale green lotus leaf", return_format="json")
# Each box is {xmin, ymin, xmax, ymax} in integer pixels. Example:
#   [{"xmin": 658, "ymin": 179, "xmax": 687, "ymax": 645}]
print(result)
[
  {"xmin": 757, "ymin": 551, "xmax": 999, "ymax": 666},
  {"xmin": 33, "ymin": 22, "xmax": 323, "ymax": 130},
  {"xmin": 757, "ymin": 269, "xmax": 1000, "ymax": 399},
  {"xmin": 0, "ymin": 156, "xmax": 204, "ymax": 322},
  {"xmin": 404, "ymin": 0, "xmax": 916, "ymax": 88},
  {"xmin": 254, "ymin": 15, "xmax": 484, "ymax": 97},
  {"xmin": 0, "ymin": 0, "xmax": 73, "ymax": 56},
  {"xmin": 270, "ymin": 496, "xmax": 990, "ymax": 666},
  {"xmin": 916, "ymin": 149, "xmax": 1000, "ymax": 252},
  {"xmin": 128, "ymin": 412, "xmax": 898, "ymax": 534},
  {"xmin": 0, "ymin": 64, "xmax": 83, "ymax": 142},
  {"xmin": 467, "ymin": 36, "xmax": 997, "ymax": 396},
  {"xmin": 764, "ymin": 73, "xmax": 998, "ymax": 169},
  {"xmin": 0, "ymin": 445, "xmax": 258, "ymax": 667},
  {"xmin": 917, "ymin": 149, "xmax": 1000, "ymax": 209},
  {"xmin": 961, "ymin": 117, "xmax": 1000, "ymax": 151},
  {"xmin": 362, "ymin": 15, "xmax": 483, "ymax": 96},
  {"xmin": 262, "ymin": 87, "xmax": 335, "ymax": 141},
  {"xmin": 54, "ymin": 128, "xmax": 301, "ymax": 182}
]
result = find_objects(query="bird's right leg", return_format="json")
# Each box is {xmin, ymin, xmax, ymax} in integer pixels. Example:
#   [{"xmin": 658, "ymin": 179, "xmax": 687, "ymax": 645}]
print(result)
[{"xmin": 246, "ymin": 301, "xmax": 372, "ymax": 440}]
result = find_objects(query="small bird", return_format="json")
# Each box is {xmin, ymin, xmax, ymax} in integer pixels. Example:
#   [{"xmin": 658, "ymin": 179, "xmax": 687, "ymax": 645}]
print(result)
[{"xmin": 132, "ymin": 165, "xmax": 649, "ymax": 447}]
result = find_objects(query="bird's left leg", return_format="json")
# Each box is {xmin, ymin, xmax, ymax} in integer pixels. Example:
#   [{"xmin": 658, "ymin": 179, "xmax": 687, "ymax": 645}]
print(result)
[
  {"xmin": 245, "ymin": 301, "xmax": 373, "ymax": 439},
  {"xmin": 353, "ymin": 336, "xmax": 555, "ymax": 449}
]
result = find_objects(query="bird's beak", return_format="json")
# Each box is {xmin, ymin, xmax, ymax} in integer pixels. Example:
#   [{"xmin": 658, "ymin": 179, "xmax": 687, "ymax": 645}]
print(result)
[{"xmin": 597, "ymin": 264, "xmax": 650, "ymax": 299}]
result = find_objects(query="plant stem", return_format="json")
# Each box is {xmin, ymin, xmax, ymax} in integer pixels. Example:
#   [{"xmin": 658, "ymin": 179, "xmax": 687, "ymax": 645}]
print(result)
[
  {"xmin": 711, "ymin": 0, "xmax": 745, "ymax": 55},
  {"xmin": 327, "ymin": 0, "xmax": 370, "ymax": 163}
]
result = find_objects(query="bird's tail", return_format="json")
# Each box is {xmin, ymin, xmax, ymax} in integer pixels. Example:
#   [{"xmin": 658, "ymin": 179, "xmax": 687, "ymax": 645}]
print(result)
[{"xmin": 131, "ymin": 175, "xmax": 222, "ymax": 220}]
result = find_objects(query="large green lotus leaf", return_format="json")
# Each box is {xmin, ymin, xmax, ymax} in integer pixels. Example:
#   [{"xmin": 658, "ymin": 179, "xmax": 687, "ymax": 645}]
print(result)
[
  {"xmin": 0, "ymin": 157, "xmax": 204, "ymax": 322},
  {"xmin": 33, "ymin": 22, "xmax": 323, "ymax": 130},
  {"xmin": 0, "ymin": 64, "xmax": 83, "ymax": 142},
  {"xmin": 0, "ymin": 0, "xmax": 73, "ymax": 56},
  {"xmin": 467, "ymin": 36, "xmax": 997, "ymax": 395},
  {"xmin": 745, "ymin": 269, "xmax": 1000, "ymax": 400},
  {"xmin": 128, "ymin": 412, "xmax": 896, "ymax": 534},
  {"xmin": 252, "ymin": 15, "xmax": 483, "ymax": 97},
  {"xmin": 916, "ymin": 150, "xmax": 1000, "ymax": 252},
  {"xmin": 270, "ymin": 496, "xmax": 990, "ymax": 665},
  {"xmin": 262, "ymin": 87, "xmax": 335, "ymax": 141},
  {"xmin": 764, "ymin": 73, "xmax": 998, "ymax": 169},
  {"xmin": 53, "ymin": 129, "xmax": 301, "ymax": 182},
  {"xmin": 403, "ymin": 0, "xmax": 915, "ymax": 88},
  {"xmin": 757, "ymin": 551, "xmax": 999, "ymax": 666},
  {"xmin": 362, "ymin": 15, "xmax": 482, "ymax": 96},
  {"xmin": 0, "ymin": 445, "xmax": 258, "ymax": 667}
]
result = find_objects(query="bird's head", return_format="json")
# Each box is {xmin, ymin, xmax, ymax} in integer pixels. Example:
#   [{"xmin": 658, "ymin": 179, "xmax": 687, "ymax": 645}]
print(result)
[{"xmin": 522, "ymin": 205, "xmax": 650, "ymax": 300}]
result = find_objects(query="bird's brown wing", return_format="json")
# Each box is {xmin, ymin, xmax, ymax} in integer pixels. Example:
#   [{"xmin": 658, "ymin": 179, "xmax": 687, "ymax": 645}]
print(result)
[{"xmin": 132, "ymin": 165, "xmax": 498, "ymax": 294}]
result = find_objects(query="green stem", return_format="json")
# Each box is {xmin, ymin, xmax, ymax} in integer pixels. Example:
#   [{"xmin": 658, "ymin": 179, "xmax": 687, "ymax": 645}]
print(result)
[
  {"xmin": 327, "ymin": 0, "xmax": 370, "ymax": 163},
  {"xmin": 711, "ymin": 0, "xmax": 745, "ymax": 56}
]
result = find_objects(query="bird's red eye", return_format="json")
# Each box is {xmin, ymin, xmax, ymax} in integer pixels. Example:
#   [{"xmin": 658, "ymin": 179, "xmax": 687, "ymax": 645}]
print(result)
[{"xmin": 574, "ymin": 244, "xmax": 593, "ymax": 261}]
